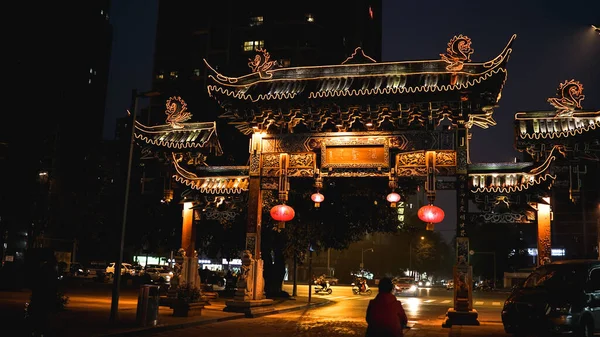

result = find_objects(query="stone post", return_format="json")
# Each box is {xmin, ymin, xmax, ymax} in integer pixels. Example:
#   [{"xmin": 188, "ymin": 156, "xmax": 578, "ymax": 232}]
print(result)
[{"xmin": 224, "ymin": 133, "xmax": 273, "ymax": 316}]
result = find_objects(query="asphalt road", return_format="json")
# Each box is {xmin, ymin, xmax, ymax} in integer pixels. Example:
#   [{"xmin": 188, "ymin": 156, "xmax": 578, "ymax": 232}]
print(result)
[
  {"xmin": 0, "ymin": 281, "xmax": 515, "ymax": 336},
  {"xmin": 141, "ymin": 284, "xmax": 513, "ymax": 337}
]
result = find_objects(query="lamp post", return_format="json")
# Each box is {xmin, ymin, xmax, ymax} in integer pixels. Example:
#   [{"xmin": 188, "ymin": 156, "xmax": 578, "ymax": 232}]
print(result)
[
  {"xmin": 361, "ymin": 248, "xmax": 373, "ymax": 270},
  {"xmin": 110, "ymin": 89, "xmax": 160, "ymax": 324},
  {"xmin": 409, "ymin": 236, "xmax": 425, "ymax": 278}
]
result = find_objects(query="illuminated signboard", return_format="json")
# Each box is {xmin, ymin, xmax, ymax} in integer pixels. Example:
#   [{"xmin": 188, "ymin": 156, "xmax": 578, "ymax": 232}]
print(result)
[{"xmin": 321, "ymin": 139, "xmax": 389, "ymax": 168}]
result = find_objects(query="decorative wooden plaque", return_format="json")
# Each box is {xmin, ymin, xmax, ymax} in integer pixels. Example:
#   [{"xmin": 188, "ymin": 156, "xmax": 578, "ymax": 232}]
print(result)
[{"xmin": 321, "ymin": 141, "xmax": 389, "ymax": 168}]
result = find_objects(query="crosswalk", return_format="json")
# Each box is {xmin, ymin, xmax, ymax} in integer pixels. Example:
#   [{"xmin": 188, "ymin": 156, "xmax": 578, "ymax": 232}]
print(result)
[{"xmin": 322, "ymin": 295, "xmax": 503, "ymax": 306}]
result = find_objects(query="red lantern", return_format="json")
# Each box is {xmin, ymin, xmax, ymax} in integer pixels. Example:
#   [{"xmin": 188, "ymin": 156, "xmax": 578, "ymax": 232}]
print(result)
[
  {"xmin": 311, "ymin": 192, "xmax": 324, "ymax": 208},
  {"xmin": 270, "ymin": 204, "xmax": 295, "ymax": 229},
  {"xmin": 418, "ymin": 204, "xmax": 445, "ymax": 230},
  {"xmin": 386, "ymin": 192, "xmax": 401, "ymax": 207}
]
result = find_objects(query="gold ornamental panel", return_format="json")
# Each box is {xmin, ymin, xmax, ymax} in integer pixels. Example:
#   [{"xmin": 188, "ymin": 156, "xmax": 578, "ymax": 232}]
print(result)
[
  {"xmin": 260, "ymin": 152, "xmax": 316, "ymax": 177},
  {"xmin": 395, "ymin": 150, "xmax": 456, "ymax": 177},
  {"xmin": 321, "ymin": 138, "xmax": 389, "ymax": 169}
]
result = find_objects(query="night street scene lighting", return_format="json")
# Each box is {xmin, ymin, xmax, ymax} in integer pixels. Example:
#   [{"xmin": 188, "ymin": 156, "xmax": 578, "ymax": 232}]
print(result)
[{"xmin": 593, "ymin": 25, "xmax": 599, "ymax": 34}]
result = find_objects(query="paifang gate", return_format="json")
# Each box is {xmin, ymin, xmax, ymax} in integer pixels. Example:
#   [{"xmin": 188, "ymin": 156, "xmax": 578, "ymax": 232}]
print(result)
[{"xmin": 133, "ymin": 33, "xmax": 565, "ymax": 323}]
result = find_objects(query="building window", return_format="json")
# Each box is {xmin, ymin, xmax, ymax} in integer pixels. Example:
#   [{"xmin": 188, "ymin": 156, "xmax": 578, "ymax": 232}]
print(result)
[
  {"xmin": 305, "ymin": 14, "xmax": 314, "ymax": 22},
  {"xmin": 249, "ymin": 16, "xmax": 263, "ymax": 27},
  {"xmin": 156, "ymin": 72, "xmax": 164, "ymax": 80},
  {"xmin": 169, "ymin": 71, "xmax": 179, "ymax": 79},
  {"xmin": 243, "ymin": 40, "xmax": 264, "ymax": 52},
  {"xmin": 193, "ymin": 69, "xmax": 201, "ymax": 76}
]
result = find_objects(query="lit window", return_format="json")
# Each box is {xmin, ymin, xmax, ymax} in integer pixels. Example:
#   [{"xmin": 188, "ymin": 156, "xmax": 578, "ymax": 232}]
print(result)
[
  {"xmin": 193, "ymin": 69, "xmax": 201, "ymax": 76},
  {"xmin": 249, "ymin": 16, "xmax": 263, "ymax": 27},
  {"xmin": 156, "ymin": 73, "xmax": 164, "ymax": 80},
  {"xmin": 169, "ymin": 71, "xmax": 178, "ymax": 79},
  {"xmin": 306, "ymin": 14, "xmax": 314, "ymax": 22},
  {"xmin": 243, "ymin": 40, "xmax": 265, "ymax": 52}
]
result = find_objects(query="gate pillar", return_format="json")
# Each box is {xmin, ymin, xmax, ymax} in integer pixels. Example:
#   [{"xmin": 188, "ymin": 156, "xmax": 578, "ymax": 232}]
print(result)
[
  {"xmin": 444, "ymin": 126, "xmax": 479, "ymax": 327},
  {"xmin": 225, "ymin": 133, "xmax": 274, "ymax": 315}
]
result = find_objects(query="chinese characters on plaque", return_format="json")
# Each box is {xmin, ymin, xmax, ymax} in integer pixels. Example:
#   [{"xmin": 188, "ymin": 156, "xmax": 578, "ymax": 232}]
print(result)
[{"xmin": 324, "ymin": 145, "xmax": 385, "ymax": 167}]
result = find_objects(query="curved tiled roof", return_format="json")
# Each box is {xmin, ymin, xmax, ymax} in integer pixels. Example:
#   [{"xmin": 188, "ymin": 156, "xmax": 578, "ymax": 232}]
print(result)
[
  {"xmin": 172, "ymin": 155, "xmax": 248, "ymax": 194},
  {"xmin": 134, "ymin": 120, "xmax": 223, "ymax": 154},
  {"xmin": 515, "ymin": 110, "xmax": 600, "ymax": 140},
  {"xmin": 205, "ymin": 35, "xmax": 516, "ymax": 103},
  {"xmin": 469, "ymin": 146, "xmax": 559, "ymax": 194}
]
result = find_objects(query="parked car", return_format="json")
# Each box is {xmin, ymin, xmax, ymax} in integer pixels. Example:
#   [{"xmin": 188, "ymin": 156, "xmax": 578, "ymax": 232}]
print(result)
[
  {"xmin": 105, "ymin": 262, "xmax": 134, "ymax": 277},
  {"xmin": 323, "ymin": 276, "xmax": 339, "ymax": 286},
  {"xmin": 501, "ymin": 259, "xmax": 600, "ymax": 336},
  {"xmin": 144, "ymin": 267, "xmax": 173, "ymax": 283},
  {"xmin": 69, "ymin": 263, "xmax": 90, "ymax": 277},
  {"xmin": 392, "ymin": 277, "xmax": 419, "ymax": 297},
  {"xmin": 200, "ymin": 269, "xmax": 226, "ymax": 291}
]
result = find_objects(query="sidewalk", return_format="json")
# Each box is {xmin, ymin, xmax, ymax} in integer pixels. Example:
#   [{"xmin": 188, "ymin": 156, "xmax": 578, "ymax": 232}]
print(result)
[{"xmin": 63, "ymin": 295, "xmax": 330, "ymax": 337}]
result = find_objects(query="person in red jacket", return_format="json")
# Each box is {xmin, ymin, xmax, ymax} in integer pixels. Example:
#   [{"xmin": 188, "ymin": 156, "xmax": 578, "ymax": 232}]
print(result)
[{"xmin": 365, "ymin": 277, "xmax": 408, "ymax": 337}]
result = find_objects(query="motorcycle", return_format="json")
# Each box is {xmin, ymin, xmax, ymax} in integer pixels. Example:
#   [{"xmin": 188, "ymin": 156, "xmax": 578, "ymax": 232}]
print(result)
[
  {"xmin": 351, "ymin": 282, "xmax": 372, "ymax": 295},
  {"xmin": 314, "ymin": 280, "xmax": 333, "ymax": 295}
]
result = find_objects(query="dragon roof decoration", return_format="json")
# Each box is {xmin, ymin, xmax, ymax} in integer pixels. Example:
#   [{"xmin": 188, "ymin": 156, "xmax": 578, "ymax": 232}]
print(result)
[
  {"xmin": 469, "ymin": 146, "xmax": 558, "ymax": 194},
  {"xmin": 515, "ymin": 80, "xmax": 599, "ymax": 141},
  {"xmin": 547, "ymin": 80, "xmax": 585, "ymax": 118},
  {"xmin": 134, "ymin": 96, "xmax": 223, "ymax": 154},
  {"xmin": 205, "ymin": 34, "xmax": 517, "ymax": 103}
]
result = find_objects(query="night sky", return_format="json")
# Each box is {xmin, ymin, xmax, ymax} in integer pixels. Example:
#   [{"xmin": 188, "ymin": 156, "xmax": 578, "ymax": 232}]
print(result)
[{"xmin": 104, "ymin": 1, "xmax": 599, "ymax": 242}]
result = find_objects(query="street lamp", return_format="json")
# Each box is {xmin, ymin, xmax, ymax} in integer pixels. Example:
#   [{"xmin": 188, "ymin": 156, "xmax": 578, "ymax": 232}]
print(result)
[
  {"xmin": 361, "ymin": 248, "xmax": 373, "ymax": 270},
  {"xmin": 110, "ymin": 89, "xmax": 160, "ymax": 324},
  {"xmin": 409, "ymin": 236, "xmax": 425, "ymax": 278}
]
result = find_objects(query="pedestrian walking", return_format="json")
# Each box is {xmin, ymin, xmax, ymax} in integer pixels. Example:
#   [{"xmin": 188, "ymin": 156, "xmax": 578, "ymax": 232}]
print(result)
[{"xmin": 365, "ymin": 277, "xmax": 408, "ymax": 337}]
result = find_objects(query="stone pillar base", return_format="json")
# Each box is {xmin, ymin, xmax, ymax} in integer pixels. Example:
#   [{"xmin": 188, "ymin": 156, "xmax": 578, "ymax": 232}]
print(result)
[
  {"xmin": 224, "ymin": 299, "xmax": 274, "ymax": 318},
  {"xmin": 442, "ymin": 308, "xmax": 479, "ymax": 327}
]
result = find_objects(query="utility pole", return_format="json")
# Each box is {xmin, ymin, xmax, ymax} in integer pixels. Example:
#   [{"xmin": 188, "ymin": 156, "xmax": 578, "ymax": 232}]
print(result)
[
  {"xmin": 110, "ymin": 89, "xmax": 160, "ymax": 324},
  {"xmin": 327, "ymin": 248, "xmax": 331, "ymax": 276}
]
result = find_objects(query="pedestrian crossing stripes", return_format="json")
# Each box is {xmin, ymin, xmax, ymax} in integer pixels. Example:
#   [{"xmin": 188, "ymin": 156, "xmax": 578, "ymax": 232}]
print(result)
[{"xmin": 325, "ymin": 296, "xmax": 503, "ymax": 306}]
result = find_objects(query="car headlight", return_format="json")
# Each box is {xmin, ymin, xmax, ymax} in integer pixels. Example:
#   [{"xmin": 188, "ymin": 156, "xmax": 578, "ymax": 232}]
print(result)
[
  {"xmin": 409, "ymin": 285, "xmax": 417, "ymax": 291},
  {"xmin": 418, "ymin": 281, "xmax": 423, "ymax": 286},
  {"xmin": 165, "ymin": 275, "xmax": 171, "ymax": 282},
  {"xmin": 426, "ymin": 281, "xmax": 431, "ymax": 286}
]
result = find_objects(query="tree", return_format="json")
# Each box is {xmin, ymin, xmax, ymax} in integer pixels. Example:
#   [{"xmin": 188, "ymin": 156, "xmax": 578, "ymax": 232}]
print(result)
[{"xmin": 261, "ymin": 177, "xmax": 416, "ymax": 296}]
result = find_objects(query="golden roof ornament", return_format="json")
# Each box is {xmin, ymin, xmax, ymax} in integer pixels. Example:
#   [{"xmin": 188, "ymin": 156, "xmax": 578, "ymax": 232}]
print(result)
[
  {"xmin": 547, "ymin": 80, "xmax": 585, "ymax": 118},
  {"xmin": 165, "ymin": 96, "xmax": 192, "ymax": 128},
  {"xmin": 248, "ymin": 48, "xmax": 277, "ymax": 79},
  {"xmin": 441, "ymin": 35, "xmax": 474, "ymax": 72}
]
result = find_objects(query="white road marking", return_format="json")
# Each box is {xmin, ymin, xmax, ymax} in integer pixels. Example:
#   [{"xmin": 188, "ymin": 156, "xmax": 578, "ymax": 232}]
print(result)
[
  {"xmin": 423, "ymin": 299, "xmax": 435, "ymax": 303},
  {"xmin": 441, "ymin": 300, "xmax": 451, "ymax": 304},
  {"xmin": 474, "ymin": 301, "xmax": 484, "ymax": 305},
  {"xmin": 492, "ymin": 302, "xmax": 502, "ymax": 306}
]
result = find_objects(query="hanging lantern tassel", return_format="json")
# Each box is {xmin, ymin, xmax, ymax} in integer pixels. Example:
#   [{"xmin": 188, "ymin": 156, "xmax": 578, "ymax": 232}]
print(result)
[
  {"xmin": 386, "ymin": 192, "xmax": 401, "ymax": 208},
  {"xmin": 418, "ymin": 204, "xmax": 445, "ymax": 231},
  {"xmin": 311, "ymin": 192, "xmax": 324, "ymax": 208}
]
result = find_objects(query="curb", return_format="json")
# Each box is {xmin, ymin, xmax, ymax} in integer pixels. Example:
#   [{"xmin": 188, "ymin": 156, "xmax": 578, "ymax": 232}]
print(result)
[{"xmin": 97, "ymin": 299, "xmax": 333, "ymax": 336}]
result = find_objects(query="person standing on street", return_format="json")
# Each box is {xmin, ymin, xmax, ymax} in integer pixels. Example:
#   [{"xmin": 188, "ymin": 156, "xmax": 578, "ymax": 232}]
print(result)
[{"xmin": 365, "ymin": 277, "xmax": 408, "ymax": 337}]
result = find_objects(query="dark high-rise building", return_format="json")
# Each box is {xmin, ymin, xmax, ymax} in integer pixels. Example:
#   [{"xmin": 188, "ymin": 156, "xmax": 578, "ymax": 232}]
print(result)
[
  {"xmin": 3, "ymin": 2, "xmax": 113, "ymax": 264},
  {"xmin": 149, "ymin": 0, "xmax": 382, "ymax": 128}
]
